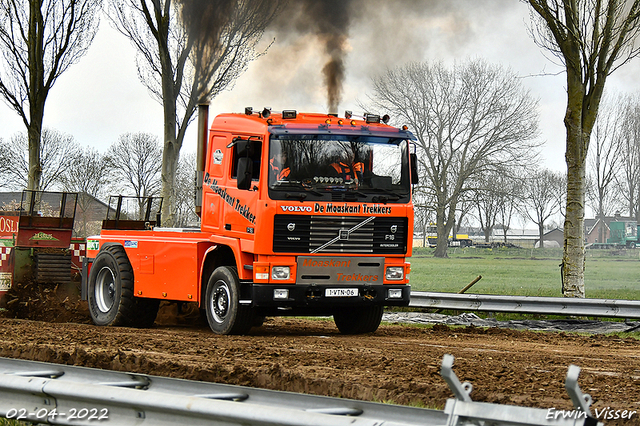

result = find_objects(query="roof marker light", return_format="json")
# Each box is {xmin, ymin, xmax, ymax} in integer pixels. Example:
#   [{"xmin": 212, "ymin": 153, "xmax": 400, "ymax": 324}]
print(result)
[
  {"xmin": 402, "ymin": 125, "xmax": 409, "ymax": 131},
  {"xmin": 282, "ymin": 110, "xmax": 297, "ymax": 119},
  {"xmin": 365, "ymin": 114, "xmax": 380, "ymax": 123}
]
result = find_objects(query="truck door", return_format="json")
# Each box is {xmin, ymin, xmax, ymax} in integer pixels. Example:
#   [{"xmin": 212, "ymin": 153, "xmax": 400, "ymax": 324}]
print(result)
[
  {"xmin": 224, "ymin": 136, "xmax": 261, "ymax": 238},
  {"xmin": 202, "ymin": 134, "xmax": 229, "ymax": 231}
]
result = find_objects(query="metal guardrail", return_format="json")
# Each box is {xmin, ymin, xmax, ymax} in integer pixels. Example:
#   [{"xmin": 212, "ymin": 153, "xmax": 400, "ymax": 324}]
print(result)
[
  {"xmin": 0, "ymin": 356, "xmax": 601, "ymax": 426},
  {"xmin": 0, "ymin": 356, "xmax": 443, "ymax": 426},
  {"xmin": 410, "ymin": 291, "xmax": 640, "ymax": 319}
]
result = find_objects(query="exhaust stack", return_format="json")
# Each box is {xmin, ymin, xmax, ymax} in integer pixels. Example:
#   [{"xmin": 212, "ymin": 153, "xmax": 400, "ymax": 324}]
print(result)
[{"xmin": 195, "ymin": 104, "xmax": 209, "ymax": 217}]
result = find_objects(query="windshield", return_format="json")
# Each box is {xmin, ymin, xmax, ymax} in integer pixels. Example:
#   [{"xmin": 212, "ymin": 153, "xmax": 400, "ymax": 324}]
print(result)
[{"xmin": 268, "ymin": 134, "xmax": 411, "ymax": 202}]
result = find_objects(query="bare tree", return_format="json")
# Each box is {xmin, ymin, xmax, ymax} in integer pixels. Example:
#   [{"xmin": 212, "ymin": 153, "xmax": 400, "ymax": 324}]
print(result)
[
  {"xmin": 618, "ymin": 94, "xmax": 640, "ymax": 221},
  {"xmin": 367, "ymin": 60, "xmax": 539, "ymax": 257},
  {"xmin": 453, "ymin": 198, "xmax": 474, "ymax": 241},
  {"xmin": 107, "ymin": 0, "xmax": 282, "ymax": 226},
  {"xmin": 586, "ymin": 93, "xmax": 624, "ymax": 237},
  {"xmin": 0, "ymin": 0, "xmax": 101, "ymax": 191},
  {"xmin": 59, "ymin": 147, "xmax": 111, "ymax": 237},
  {"xmin": 472, "ymin": 168, "xmax": 524, "ymax": 244},
  {"xmin": 497, "ymin": 174, "xmax": 525, "ymax": 244},
  {"xmin": 107, "ymin": 132, "xmax": 162, "ymax": 219},
  {"xmin": 524, "ymin": 168, "xmax": 565, "ymax": 248},
  {"xmin": 526, "ymin": 0, "xmax": 640, "ymax": 297},
  {"xmin": 0, "ymin": 128, "xmax": 81, "ymax": 191},
  {"xmin": 472, "ymin": 173, "xmax": 502, "ymax": 243},
  {"xmin": 173, "ymin": 152, "xmax": 199, "ymax": 227}
]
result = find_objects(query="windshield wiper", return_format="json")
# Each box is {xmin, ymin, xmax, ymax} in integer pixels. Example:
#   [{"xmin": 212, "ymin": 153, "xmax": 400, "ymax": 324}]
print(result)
[
  {"xmin": 344, "ymin": 190, "xmax": 367, "ymax": 201},
  {"xmin": 274, "ymin": 181, "xmax": 324, "ymax": 198},
  {"xmin": 285, "ymin": 192, "xmax": 307, "ymax": 200},
  {"xmin": 369, "ymin": 188, "xmax": 409, "ymax": 204},
  {"xmin": 371, "ymin": 195, "xmax": 397, "ymax": 204}
]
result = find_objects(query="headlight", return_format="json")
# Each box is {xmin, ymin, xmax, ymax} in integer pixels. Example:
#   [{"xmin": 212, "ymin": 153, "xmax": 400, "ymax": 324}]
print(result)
[
  {"xmin": 385, "ymin": 266, "xmax": 404, "ymax": 280},
  {"xmin": 272, "ymin": 266, "xmax": 291, "ymax": 280}
]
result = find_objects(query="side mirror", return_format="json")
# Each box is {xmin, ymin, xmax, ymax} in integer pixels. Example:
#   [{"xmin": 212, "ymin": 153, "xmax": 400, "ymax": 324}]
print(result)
[
  {"xmin": 410, "ymin": 153, "xmax": 419, "ymax": 185},
  {"xmin": 237, "ymin": 157, "xmax": 253, "ymax": 190},
  {"xmin": 236, "ymin": 139, "xmax": 253, "ymax": 157}
]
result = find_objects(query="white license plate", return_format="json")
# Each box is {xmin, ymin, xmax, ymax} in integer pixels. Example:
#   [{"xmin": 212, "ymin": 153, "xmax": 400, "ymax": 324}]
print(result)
[{"xmin": 325, "ymin": 288, "xmax": 358, "ymax": 297}]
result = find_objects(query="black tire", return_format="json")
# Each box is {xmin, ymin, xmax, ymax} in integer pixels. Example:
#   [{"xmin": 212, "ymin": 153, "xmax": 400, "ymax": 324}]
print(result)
[
  {"xmin": 205, "ymin": 266, "xmax": 254, "ymax": 335},
  {"xmin": 333, "ymin": 305, "xmax": 384, "ymax": 334},
  {"xmin": 87, "ymin": 245, "xmax": 158, "ymax": 328}
]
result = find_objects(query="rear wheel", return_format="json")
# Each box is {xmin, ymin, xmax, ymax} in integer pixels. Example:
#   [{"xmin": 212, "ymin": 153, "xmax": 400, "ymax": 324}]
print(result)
[
  {"xmin": 88, "ymin": 245, "xmax": 158, "ymax": 327},
  {"xmin": 334, "ymin": 305, "xmax": 384, "ymax": 334},
  {"xmin": 205, "ymin": 266, "xmax": 254, "ymax": 335}
]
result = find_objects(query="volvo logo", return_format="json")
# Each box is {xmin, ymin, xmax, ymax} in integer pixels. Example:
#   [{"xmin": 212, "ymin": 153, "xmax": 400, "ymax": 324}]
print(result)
[
  {"xmin": 287, "ymin": 223, "xmax": 296, "ymax": 232},
  {"xmin": 390, "ymin": 225, "xmax": 398, "ymax": 234}
]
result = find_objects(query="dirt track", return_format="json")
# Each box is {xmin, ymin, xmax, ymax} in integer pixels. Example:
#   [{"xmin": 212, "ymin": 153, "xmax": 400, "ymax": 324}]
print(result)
[{"xmin": 0, "ymin": 310, "xmax": 639, "ymax": 425}]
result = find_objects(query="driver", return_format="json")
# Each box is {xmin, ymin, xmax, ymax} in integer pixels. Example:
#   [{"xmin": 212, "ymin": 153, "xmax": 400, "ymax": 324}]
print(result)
[
  {"xmin": 270, "ymin": 150, "xmax": 290, "ymax": 182},
  {"xmin": 330, "ymin": 150, "xmax": 363, "ymax": 184}
]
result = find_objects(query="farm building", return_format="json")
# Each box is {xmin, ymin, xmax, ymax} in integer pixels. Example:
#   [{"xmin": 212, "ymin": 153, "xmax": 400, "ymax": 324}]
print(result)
[{"xmin": 584, "ymin": 212, "xmax": 637, "ymax": 245}]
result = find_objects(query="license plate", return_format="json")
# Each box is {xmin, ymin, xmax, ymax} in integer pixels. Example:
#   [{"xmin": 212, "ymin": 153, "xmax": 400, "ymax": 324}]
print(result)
[{"xmin": 325, "ymin": 288, "xmax": 358, "ymax": 297}]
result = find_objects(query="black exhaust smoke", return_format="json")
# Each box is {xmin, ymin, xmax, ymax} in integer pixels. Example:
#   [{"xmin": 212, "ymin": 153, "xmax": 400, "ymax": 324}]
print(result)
[
  {"xmin": 301, "ymin": 0, "xmax": 351, "ymax": 114},
  {"xmin": 271, "ymin": 0, "xmax": 352, "ymax": 114},
  {"xmin": 176, "ymin": 0, "xmax": 235, "ymax": 102}
]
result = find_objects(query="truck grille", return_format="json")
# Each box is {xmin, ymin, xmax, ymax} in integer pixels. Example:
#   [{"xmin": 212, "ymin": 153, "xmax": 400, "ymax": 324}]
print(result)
[{"xmin": 273, "ymin": 215, "xmax": 407, "ymax": 254}]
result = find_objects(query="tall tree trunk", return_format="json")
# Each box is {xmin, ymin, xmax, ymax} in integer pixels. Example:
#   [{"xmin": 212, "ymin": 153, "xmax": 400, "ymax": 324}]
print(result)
[
  {"xmin": 562, "ymin": 73, "xmax": 588, "ymax": 298},
  {"xmin": 27, "ymin": 0, "xmax": 45, "ymax": 192},
  {"xmin": 27, "ymin": 120, "xmax": 43, "ymax": 191},
  {"xmin": 563, "ymin": 143, "xmax": 587, "ymax": 297},
  {"xmin": 538, "ymin": 221, "xmax": 544, "ymax": 248},
  {"xmin": 159, "ymin": 26, "xmax": 179, "ymax": 228},
  {"xmin": 434, "ymin": 207, "xmax": 450, "ymax": 258},
  {"xmin": 161, "ymin": 130, "xmax": 178, "ymax": 227}
]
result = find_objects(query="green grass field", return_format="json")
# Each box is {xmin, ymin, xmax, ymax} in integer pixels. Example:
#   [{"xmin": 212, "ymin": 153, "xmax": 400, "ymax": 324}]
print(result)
[{"xmin": 409, "ymin": 246, "xmax": 640, "ymax": 300}]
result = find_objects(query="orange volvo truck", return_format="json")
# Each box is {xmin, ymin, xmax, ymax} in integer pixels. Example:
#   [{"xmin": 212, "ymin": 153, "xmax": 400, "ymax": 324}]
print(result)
[{"xmin": 82, "ymin": 106, "xmax": 418, "ymax": 334}]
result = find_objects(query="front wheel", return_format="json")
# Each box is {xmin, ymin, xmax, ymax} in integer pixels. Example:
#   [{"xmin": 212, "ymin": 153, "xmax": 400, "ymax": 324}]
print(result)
[
  {"xmin": 334, "ymin": 305, "xmax": 384, "ymax": 334},
  {"xmin": 205, "ymin": 266, "xmax": 254, "ymax": 335}
]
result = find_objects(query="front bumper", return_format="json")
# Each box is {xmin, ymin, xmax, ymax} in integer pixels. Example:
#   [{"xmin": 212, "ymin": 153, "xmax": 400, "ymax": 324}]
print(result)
[{"xmin": 251, "ymin": 283, "xmax": 410, "ymax": 309}]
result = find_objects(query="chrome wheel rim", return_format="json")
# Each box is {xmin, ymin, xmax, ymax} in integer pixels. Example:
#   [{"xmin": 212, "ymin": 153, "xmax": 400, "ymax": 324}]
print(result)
[
  {"xmin": 211, "ymin": 281, "xmax": 231, "ymax": 323},
  {"xmin": 95, "ymin": 266, "xmax": 116, "ymax": 313}
]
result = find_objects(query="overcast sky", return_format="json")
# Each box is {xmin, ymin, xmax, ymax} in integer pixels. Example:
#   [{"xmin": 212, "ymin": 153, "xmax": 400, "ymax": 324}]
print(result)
[{"xmin": 1, "ymin": 0, "xmax": 640, "ymax": 175}]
